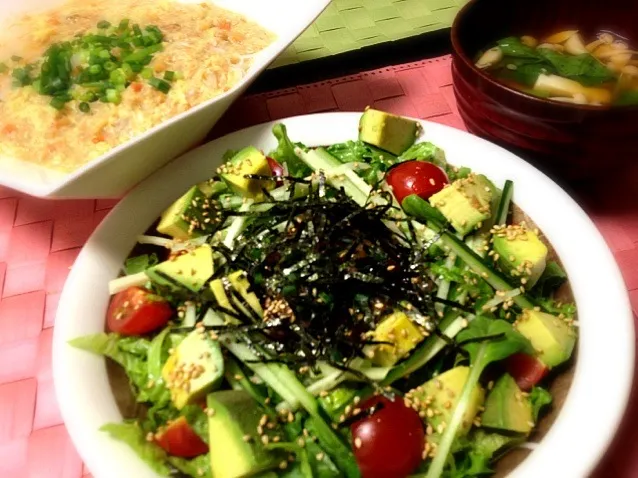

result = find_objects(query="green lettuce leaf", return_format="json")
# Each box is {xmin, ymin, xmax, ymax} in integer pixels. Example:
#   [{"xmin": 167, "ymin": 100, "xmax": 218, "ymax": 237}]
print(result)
[
  {"xmin": 70, "ymin": 332, "xmax": 174, "ymax": 429},
  {"xmin": 534, "ymin": 297, "xmax": 577, "ymax": 317},
  {"xmin": 429, "ymin": 260, "xmax": 493, "ymax": 305},
  {"xmin": 397, "ymin": 142, "xmax": 446, "ymax": 168},
  {"xmin": 124, "ymin": 253, "xmax": 159, "ymax": 275},
  {"xmin": 326, "ymin": 140, "xmax": 392, "ymax": 165},
  {"xmin": 101, "ymin": 422, "xmax": 171, "ymax": 475},
  {"xmin": 269, "ymin": 123, "xmax": 311, "ymax": 178},
  {"xmin": 457, "ymin": 317, "xmax": 535, "ymax": 365},
  {"xmin": 437, "ymin": 430, "xmax": 522, "ymax": 478},
  {"xmin": 168, "ymin": 454, "xmax": 211, "ymax": 478},
  {"xmin": 181, "ymin": 404, "xmax": 210, "ymax": 444},
  {"xmin": 529, "ymin": 386, "xmax": 553, "ymax": 421},
  {"xmin": 266, "ymin": 443, "xmax": 313, "ymax": 478},
  {"xmin": 531, "ymin": 261, "xmax": 567, "ymax": 297},
  {"xmin": 471, "ymin": 429, "xmax": 518, "ymax": 458},
  {"xmin": 326, "ymin": 139, "xmax": 394, "ymax": 185},
  {"xmin": 70, "ymin": 333, "xmax": 149, "ymax": 390}
]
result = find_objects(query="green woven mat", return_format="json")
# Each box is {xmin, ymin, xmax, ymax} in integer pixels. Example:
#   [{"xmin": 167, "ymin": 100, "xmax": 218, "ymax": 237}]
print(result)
[{"xmin": 269, "ymin": 0, "xmax": 468, "ymax": 68}]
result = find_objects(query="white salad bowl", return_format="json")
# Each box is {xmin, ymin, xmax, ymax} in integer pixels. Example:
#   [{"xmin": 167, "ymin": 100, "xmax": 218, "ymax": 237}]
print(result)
[
  {"xmin": 53, "ymin": 112, "xmax": 635, "ymax": 478},
  {"xmin": 0, "ymin": 0, "xmax": 330, "ymax": 199}
]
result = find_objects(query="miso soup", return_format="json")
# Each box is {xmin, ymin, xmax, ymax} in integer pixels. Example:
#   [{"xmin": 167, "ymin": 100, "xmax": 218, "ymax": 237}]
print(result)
[{"xmin": 476, "ymin": 30, "xmax": 638, "ymax": 106}]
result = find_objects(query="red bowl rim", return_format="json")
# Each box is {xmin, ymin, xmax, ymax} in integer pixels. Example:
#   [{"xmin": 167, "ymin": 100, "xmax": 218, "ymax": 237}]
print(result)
[{"xmin": 450, "ymin": 0, "xmax": 638, "ymax": 112}]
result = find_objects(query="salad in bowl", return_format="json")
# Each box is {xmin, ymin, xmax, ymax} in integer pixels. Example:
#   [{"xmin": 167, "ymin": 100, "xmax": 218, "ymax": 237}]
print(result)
[{"xmin": 70, "ymin": 109, "xmax": 579, "ymax": 478}]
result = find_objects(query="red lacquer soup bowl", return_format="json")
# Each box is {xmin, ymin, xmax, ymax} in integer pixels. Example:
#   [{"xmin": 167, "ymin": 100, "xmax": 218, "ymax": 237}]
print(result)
[{"xmin": 451, "ymin": 0, "xmax": 638, "ymax": 181}]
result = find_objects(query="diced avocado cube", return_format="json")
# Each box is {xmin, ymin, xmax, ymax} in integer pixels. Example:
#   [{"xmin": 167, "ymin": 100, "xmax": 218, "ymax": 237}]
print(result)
[
  {"xmin": 146, "ymin": 245, "xmax": 214, "ymax": 292},
  {"xmin": 156, "ymin": 186, "xmax": 210, "ymax": 240},
  {"xmin": 492, "ymin": 224, "xmax": 548, "ymax": 287},
  {"xmin": 210, "ymin": 270, "xmax": 263, "ymax": 322},
  {"xmin": 405, "ymin": 366, "xmax": 485, "ymax": 440},
  {"xmin": 365, "ymin": 311, "xmax": 424, "ymax": 367},
  {"xmin": 207, "ymin": 391, "xmax": 281, "ymax": 478},
  {"xmin": 218, "ymin": 146, "xmax": 274, "ymax": 199},
  {"xmin": 481, "ymin": 373, "xmax": 534, "ymax": 434},
  {"xmin": 162, "ymin": 330, "xmax": 224, "ymax": 409},
  {"xmin": 358, "ymin": 108, "xmax": 419, "ymax": 155},
  {"xmin": 514, "ymin": 309, "xmax": 576, "ymax": 368},
  {"xmin": 429, "ymin": 174, "xmax": 494, "ymax": 236}
]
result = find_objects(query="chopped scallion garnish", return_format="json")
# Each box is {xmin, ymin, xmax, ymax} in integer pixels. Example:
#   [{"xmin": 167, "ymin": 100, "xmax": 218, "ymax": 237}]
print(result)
[
  {"xmin": 105, "ymin": 88, "xmax": 121, "ymax": 104},
  {"xmin": 78, "ymin": 101, "xmax": 90, "ymax": 113},
  {"xmin": 49, "ymin": 97, "xmax": 66, "ymax": 110},
  {"xmin": 140, "ymin": 67, "xmax": 154, "ymax": 80},
  {"xmin": 148, "ymin": 77, "xmax": 171, "ymax": 93},
  {"xmin": 118, "ymin": 19, "xmax": 130, "ymax": 31},
  {"xmin": 2, "ymin": 18, "xmax": 169, "ymax": 110}
]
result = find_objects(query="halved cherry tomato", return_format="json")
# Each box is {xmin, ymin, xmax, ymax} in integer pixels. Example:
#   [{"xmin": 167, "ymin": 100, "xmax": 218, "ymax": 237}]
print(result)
[
  {"xmin": 155, "ymin": 416, "xmax": 209, "ymax": 458},
  {"xmin": 106, "ymin": 287, "xmax": 173, "ymax": 336},
  {"xmin": 267, "ymin": 155, "xmax": 284, "ymax": 176},
  {"xmin": 350, "ymin": 395, "xmax": 425, "ymax": 478},
  {"xmin": 386, "ymin": 160, "xmax": 449, "ymax": 204},
  {"xmin": 505, "ymin": 353, "xmax": 549, "ymax": 391}
]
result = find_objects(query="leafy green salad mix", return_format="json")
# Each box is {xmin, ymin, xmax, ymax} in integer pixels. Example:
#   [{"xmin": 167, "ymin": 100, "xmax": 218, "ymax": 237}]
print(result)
[{"xmin": 72, "ymin": 109, "xmax": 577, "ymax": 478}]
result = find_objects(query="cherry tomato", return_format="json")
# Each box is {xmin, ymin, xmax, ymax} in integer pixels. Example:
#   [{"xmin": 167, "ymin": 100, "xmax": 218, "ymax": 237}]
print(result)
[
  {"xmin": 350, "ymin": 395, "xmax": 425, "ymax": 478},
  {"xmin": 266, "ymin": 157, "xmax": 284, "ymax": 177},
  {"xmin": 386, "ymin": 160, "xmax": 449, "ymax": 204},
  {"xmin": 155, "ymin": 417, "xmax": 209, "ymax": 458},
  {"xmin": 106, "ymin": 287, "xmax": 173, "ymax": 336},
  {"xmin": 505, "ymin": 353, "xmax": 549, "ymax": 391}
]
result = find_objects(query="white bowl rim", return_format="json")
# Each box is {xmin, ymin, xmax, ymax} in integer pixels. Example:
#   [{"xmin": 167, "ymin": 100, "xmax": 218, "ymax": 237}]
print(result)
[{"xmin": 53, "ymin": 112, "xmax": 635, "ymax": 478}]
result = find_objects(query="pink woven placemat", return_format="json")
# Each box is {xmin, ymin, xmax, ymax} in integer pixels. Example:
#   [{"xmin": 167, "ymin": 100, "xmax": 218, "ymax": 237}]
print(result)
[{"xmin": 0, "ymin": 55, "xmax": 636, "ymax": 478}]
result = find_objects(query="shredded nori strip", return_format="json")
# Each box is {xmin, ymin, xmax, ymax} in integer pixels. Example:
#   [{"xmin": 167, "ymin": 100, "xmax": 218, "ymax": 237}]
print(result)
[
  {"xmin": 146, "ymin": 173, "xmax": 467, "ymax": 379},
  {"xmin": 187, "ymin": 177, "xmax": 463, "ymax": 377}
]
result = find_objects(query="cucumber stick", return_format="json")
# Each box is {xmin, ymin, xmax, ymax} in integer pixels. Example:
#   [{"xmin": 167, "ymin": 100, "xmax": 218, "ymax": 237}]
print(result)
[{"xmin": 494, "ymin": 180, "xmax": 514, "ymax": 226}]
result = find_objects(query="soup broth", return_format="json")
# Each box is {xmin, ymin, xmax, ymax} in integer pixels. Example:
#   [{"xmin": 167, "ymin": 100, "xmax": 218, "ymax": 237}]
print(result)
[{"xmin": 476, "ymin": 30, "xmax": 638, "ymax": 106}]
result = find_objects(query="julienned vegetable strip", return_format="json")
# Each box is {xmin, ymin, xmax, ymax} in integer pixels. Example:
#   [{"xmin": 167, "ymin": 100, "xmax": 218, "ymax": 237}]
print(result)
[
  {"xmin": 223, "ymin": 201, "xmax": 253, "ymax": 249},
  {"xmin": 278, "ymin": 360, "xmax": 391, "ymax": 412},
  {"xmin": 434, "ymin": 254, "xmax": 455, "ymax": 315},
  {"xmin": 425, "ymin": 343, "xmax": 486, "ymax": 478},
  {"xmin": 109, "ymin": 271, "xmax": 148, "ymax": 295},
  {"xmin": 296, "ymin": 147, "xmax": 370, "ymax": 206},
  {"xmin": 439, "ymin": 232, "xmax": 535, "ymax": 309},
  {"xmin": 495, "ymin": 180, "xmax": 514, "ymax": 226},
  {"xmin": 202, "ymin": 310, "xmax": 360, "ymax": 477}
]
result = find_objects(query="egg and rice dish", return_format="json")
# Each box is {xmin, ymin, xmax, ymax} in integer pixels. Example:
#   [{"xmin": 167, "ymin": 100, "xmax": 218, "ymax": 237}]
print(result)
[{"xmin": 0, "ymin": 0, "xmax": 274, "ymax": 172}]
